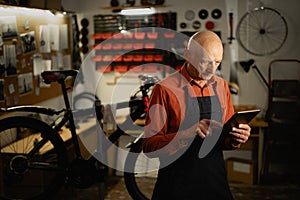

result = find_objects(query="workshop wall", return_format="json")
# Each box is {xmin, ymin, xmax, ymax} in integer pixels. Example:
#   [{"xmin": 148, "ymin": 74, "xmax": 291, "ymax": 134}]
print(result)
[{"xmin": 0, "ymin": 5, "xmax": 73, "ymax": 107}]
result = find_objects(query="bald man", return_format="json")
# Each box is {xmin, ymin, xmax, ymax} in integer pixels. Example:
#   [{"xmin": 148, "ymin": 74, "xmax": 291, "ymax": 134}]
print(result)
[{"xmin": 142, "ymin": 31, "xmax": 251, "ymax": 199}]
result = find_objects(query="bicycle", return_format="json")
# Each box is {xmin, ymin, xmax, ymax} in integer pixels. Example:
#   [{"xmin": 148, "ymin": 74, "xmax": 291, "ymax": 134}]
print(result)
[{"xmin": 0, "ymin": 69, "xmax": 159, "ymax": 200}]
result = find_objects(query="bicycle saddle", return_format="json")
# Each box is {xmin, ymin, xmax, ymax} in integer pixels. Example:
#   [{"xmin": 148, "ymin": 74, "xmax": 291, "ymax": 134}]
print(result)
[{"xmin": 41, "ymin": 70, "xmax": 78, "ymax": 84}]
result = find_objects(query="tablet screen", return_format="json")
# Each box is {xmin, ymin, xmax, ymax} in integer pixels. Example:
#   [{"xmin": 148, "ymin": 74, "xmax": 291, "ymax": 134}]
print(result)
[{"xmin": 222, "ymin": 109, "xmax": 261, "ymax": 134}]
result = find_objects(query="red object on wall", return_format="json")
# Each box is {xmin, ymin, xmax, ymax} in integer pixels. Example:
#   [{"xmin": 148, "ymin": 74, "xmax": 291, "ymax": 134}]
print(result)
[
  {"xmin": 123, "ymin": 55, "xmax": 133, "ymax": 62},
  {"xmin": 154, "ymin": 55, "xmax": 163, "ymax": 62},
  {"xmin": 112, "ymin": 43, "xmax": 122, "ymax": 50},
  {"xmin": 133, "ymin": 55, "xmax": 143, "ymax": 62},
  {"xmin": 114, "ymin": 65, "xmax": 128, "ymax": 72},
  {"xmin": 133, "ymin": 43, "xmax": 144, "ymax": 50},
  {"xmin": 147, "ymin": 32, "xmax": 158, "ymax": 39},
  {"xmin": 134, "ymin": 32, "xmax": 146, "ymax": 40},
  {"xmin": 92, "ymin": 56, "xmax": 102, "ymax": 62},
  {"xmin": 205, "ymin": 21, "xmax": 215, "ymax": 30},
  {"xmin": 144, "ymin": 55, "xmax": 154, "ymax": 62},
  {"xmin": 97, "ymin": 65, "xmax": 112, "ymax": 72}
]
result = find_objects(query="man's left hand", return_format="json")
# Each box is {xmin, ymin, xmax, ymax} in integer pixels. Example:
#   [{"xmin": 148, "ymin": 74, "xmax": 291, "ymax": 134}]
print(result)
[{"xmin": 229, "ymin": 124, "xmax": 251, "ymax": 144}]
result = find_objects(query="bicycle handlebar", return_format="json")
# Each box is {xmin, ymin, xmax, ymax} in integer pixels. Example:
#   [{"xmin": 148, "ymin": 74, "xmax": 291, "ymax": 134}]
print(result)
[{"xmin": 138, "ymin": 74, "xmax": 160, "ymax": 88}]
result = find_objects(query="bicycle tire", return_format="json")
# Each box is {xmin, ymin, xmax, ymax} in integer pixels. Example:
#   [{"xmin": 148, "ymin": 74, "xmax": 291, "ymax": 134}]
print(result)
[
  {"xmin": 72, "ymin": 92, "xmax": 99, "ymax": 122},
  {"xmin": 0, "ymin": 116, "xmax": 67, "ymax": 200},
  {"xmin": 124, "ymin": 140, "xmax": 159, "ymax": 200},
  {"xmin": 73, "ymin": 92, "xmax": 99, "ymax": 110},
  {"xmin": 236, "ymin": 7, "xmax": 288, "ymax": 56}
]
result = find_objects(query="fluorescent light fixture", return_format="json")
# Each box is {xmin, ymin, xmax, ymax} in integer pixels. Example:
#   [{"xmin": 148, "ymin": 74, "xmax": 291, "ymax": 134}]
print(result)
[
  {"xmin": 0, "ymin": 5, "xmax": 55, "ymax": 17},
  {"xmin": 120, "ymin": 7, "xmax": 155, "ymax": 15}
]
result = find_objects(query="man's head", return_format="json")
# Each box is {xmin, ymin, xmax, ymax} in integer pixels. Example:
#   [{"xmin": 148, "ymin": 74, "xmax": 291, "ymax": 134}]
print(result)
[{"xmin": 184, "ymin": 31, "xmax": 223, "ymax": 81}]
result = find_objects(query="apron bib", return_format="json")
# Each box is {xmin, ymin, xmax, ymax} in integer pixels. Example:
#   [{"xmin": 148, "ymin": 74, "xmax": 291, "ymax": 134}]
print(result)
[{"xmin": 152, "ymin": 84, "xmax": 233, "ymax": 200}]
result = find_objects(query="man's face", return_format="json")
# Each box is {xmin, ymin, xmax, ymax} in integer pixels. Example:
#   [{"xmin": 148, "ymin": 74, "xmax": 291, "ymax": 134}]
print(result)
[
  {"xmin": 186, "ymin": 39, "xmax": 223, "ymax": 80},
  {"xmin": 195, "ymin": 58, "xmax": 221, "ymax": 80}
]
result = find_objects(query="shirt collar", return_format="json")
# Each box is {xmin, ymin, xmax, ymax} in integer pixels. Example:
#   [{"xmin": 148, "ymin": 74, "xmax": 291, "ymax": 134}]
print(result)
[{"xmin": 180, "ymin": 62, "xmax": 216, "ymax": 88}]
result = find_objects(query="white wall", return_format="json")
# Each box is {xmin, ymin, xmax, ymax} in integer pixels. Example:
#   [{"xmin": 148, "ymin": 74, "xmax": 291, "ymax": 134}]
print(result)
[
  {"xmin": 61, "ymin": 0, "xmax": 300, "ymax": 117},
  {"xmin": 235, "ymin": 0, "xmax": 300, "ymax": 117}
]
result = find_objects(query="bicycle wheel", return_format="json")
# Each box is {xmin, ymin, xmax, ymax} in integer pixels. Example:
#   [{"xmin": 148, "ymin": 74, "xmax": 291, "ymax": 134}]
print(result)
[
  {"xmin": 236, "ymin": 7, "xmax": 288, "ymax": 56},
  {"xmin": 0, "ymin": 116, "xmax": 67, "ymax": 200},
  {"xmin": 72, "ymin": 92, "xmax": 99, "ymax": 121},
  {"xmin": 124, "ymin": 140, "xmax": 159, "ymax": 200},
  {"xmin": 73, "ymin": 92, "xmax": 98, "ymax": 110}
]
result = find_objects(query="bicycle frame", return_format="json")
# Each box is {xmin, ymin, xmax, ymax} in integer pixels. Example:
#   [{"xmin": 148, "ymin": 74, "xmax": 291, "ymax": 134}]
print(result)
[
  {"xmin": 0, "ymin": 70, "xmax": 154, "ymax": 160},
  {"xmin": 0, "ymin": 78, "xmax": 84, "ymax": 161}
]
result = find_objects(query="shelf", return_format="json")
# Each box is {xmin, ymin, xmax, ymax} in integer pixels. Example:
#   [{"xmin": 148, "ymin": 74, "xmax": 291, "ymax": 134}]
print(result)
[
  {"xmin": 93, "ymin": 12, "xmax": 179, "ymax": 72},
  {"xmin": 100, "ymin": 5, "xmax": 167, "ymax": 10}
]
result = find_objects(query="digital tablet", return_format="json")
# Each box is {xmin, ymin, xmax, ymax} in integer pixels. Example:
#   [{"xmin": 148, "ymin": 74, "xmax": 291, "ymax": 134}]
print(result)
[{"xmin": 222, "ymin": 109, "xmax": 261, "ymax": 134}]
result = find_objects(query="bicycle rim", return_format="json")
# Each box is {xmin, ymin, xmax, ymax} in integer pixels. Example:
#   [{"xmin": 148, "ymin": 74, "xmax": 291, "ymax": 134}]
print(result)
[
  {"xmin": 0, "ymin": 116, "xmax": 67, "ymax": 200},
  {"xmin": 236, "ymin": 7, "xmax": 288, "ymax": 56},
  {"xmin": 124, "ymin": 142, "xmax": 159, "ymax": 200}
]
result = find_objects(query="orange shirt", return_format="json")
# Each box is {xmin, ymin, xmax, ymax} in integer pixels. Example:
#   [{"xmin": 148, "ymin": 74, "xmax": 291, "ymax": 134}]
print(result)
[{"xmin": 142, "ymin": 63, "xmax": 240, "ymax": 156}]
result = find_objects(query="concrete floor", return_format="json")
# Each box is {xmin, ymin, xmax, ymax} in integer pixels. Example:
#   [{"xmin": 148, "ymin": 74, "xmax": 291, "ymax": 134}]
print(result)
[
  {"xmin": 55, "ymin": 175, "xmax": 300, "ymax": 200},
  {"xmin": 55, "ymin": 133, "xmax": 300, "ymax": 199}
]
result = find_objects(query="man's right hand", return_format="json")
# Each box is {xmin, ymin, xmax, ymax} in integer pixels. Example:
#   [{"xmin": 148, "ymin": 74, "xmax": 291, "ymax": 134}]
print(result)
[{"xmin": 196, "ymin": 119, "xmax": 222, "ymax": 139}]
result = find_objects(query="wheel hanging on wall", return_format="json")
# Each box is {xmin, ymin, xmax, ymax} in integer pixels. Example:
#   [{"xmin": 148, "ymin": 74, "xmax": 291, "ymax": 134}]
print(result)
[
  {"xmin": 211, "ymin": 8, "xmax": 222, "ymax": 19},
  {"xmin": 236, "ymin": 7, "xmax": 288, "ymax": 56},
  {"xmin": 80, "ymin": 18, "xmax": 90, "ymax": 54},
  {"xmin": 198, "ymin": 9, "xmax": 209, "ymax": 19}
]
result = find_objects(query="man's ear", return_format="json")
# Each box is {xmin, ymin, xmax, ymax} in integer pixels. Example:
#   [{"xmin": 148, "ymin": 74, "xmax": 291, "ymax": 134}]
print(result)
[{"xmin": 184, "ymin": 48, "xmax": 190, "ymax": 61}]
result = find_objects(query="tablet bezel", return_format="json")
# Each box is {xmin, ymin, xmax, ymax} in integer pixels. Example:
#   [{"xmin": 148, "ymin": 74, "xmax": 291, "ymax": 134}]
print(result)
[{"xmin": 222, "ymin": 109, "xmax": 261, "ymax": 134}]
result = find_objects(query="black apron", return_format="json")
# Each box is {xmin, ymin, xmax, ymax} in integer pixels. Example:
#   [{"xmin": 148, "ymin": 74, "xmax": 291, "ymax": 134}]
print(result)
[{"xmin": 152, "ymin": 83, "xmax": 233, "ymax": 200}]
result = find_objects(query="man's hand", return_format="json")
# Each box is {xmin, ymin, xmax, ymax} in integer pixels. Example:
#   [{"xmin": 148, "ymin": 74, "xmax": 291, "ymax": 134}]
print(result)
[
  {"xmin": 229, "ymin": 124, "xmax": 251, "ymax": 144},
  {"xmin": 196, "ymin": 119, "xmax": 222, "ymax": 139}
]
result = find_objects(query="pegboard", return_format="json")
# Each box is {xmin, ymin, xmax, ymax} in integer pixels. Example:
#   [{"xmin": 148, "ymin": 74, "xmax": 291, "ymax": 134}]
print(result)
[{"xmin": 0, "ymin": 5, "xmax": 72, "ymax": 108}]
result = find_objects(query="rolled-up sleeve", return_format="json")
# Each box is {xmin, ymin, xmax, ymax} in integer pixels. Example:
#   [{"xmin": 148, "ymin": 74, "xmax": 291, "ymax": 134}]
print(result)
[{"xmin": 142, "ymin": 84, "xmax": 178, "ymax": 154}]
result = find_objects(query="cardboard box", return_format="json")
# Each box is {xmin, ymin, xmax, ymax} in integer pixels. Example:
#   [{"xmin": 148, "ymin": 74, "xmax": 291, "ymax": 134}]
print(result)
[{"xmin": 226, "ymin": 157, "xmax": 257, "ymax": 184}]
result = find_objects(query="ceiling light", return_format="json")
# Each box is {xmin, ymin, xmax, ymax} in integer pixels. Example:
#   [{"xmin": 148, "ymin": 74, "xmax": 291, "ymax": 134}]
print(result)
[{"xmin": 120, "ymin": 7, "xmax": 155, "ymax": 16}]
